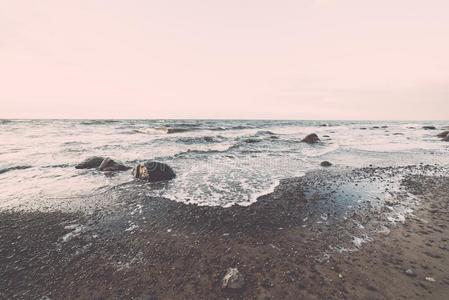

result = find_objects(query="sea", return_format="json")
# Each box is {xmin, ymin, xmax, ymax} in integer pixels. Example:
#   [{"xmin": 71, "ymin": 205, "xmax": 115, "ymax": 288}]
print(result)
[{"xmin": 1, "ymin": 119, "xmax": 448, "ymax": 210}]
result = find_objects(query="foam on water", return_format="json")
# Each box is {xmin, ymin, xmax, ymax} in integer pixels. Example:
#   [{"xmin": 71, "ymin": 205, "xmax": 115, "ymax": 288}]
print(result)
[{"xmin": 0, "ymin": 120, "xmax": 448, "ymax": 209}]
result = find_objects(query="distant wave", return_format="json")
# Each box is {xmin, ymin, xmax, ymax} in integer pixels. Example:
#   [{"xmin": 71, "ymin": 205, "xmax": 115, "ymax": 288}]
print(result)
[
  {"xmin": 0, "ymin": 165, "xmax": 32, "ymax": 175},
  {"xmin": 175, "ymin": 136, "xmax": 223, "ymax": 144},
  {"xmin": 254, "ymin": 130, "xmax": 276, "ymax": 136},
  {"xmin": 117, "ymin": 124, "xmax": 258, "ymax": 135},
  {"xmin": 42, "ymin": 164, "xmax": 71, "ymax": 168},
  {"xmin": 167, "ymin": 144, "xmax": 238, "ymax": 159},
  {"xmin": 166, "ymin": 127, "xmax": 196, "ymax": 134},
  {"xmin": 121, "ymin": 128, "xmax": 167, "ymax": 135},
  {"xmin": 80, "ymin": 120, "xmax": 120, "ymax": 125}
]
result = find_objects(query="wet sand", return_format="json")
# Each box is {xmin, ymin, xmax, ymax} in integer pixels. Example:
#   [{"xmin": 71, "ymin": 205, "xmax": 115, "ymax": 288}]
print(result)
[{"xmin": 1, "ymin": 165, "xmax": 449, "ymax": 299}]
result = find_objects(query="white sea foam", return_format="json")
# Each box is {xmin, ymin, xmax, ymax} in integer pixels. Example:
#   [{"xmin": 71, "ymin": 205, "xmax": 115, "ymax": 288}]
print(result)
[{"xmin": 1, "ymin": 120, "xmax": 448, "ymax": 209}]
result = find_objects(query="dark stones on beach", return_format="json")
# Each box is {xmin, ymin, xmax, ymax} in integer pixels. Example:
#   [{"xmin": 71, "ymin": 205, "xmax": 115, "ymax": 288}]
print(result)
[
  {"xmin": 222, "ymin": 268, "xmax": 245, "ymax": 289},
  {"xmin": 75, "ymin": 156, "xmax": 130, "ymax": 172},
  {"xmin": 133, "ymin": 161, "xmax": 176, "ymax": 182},
  {"xmin": 301, "ymin": 133, "xmax": 320, "ymax": 144},
  {"xmin": 320, "ymin": 161, "xmax": 332, "ymax": 167},
  {"xmin": 437, "ymin": 131, "xmax": 449, "ymax": 138},
  {"xmin": 75, "ymin": 156, "xmax": 105, "ymax": 169},
  {"xmin": 423, "ymin": 126, "xmax": 436, "ymax": 130},
  {"xmin": 98, "ymin": 158, "xmax": 131, "ymax": 172}
]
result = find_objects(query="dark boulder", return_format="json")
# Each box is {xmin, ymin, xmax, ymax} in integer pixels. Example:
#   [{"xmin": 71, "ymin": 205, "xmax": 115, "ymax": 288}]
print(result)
[
  {"xmin": 437, "ymin": 131, "xmax": 449, "ymax": 138},
  {"xmin": 133, "ymin": 161, "xmax": 176, "ymax": 182},
  {"xmin": 301, "ymin": 133, "xmax": 320, "ymax": 144},
  {"xmin": 98, "ymin": 158, "xmax": 131, "ymax": 172},
  {"xmin": 75, "ymin": 156, "xmax": 104, "ymax": 169},
  {"xmin": 320, "ymin": 161, "xmax": 332, "ymax": 167},
  {"xmin": 423, "ymin": 126, "xmax": 436, "ymax": 130}
]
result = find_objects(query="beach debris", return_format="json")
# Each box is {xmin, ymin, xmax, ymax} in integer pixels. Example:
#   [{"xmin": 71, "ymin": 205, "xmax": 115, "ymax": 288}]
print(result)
[
  {"xmin": 404, "ymin": 269, "xmax": 416, "ymax": 277},
  {"xmin": 301, "ymin": 133, "xmax": 320, "ymax": 144},
  {"xmin": 98, "ymin": 158, "xmax": 131, "ymax": 172},
  {"xmin": 133, "ymin": 161, "xmax": 176, "ymax": 182},
  {"xmin": 222, "ymin": 268, "xmax": 245, "ymax": 289},
  {"xmin": 352, "ymin": 236, "xmax": 371, "ymax": 248},
  {"xmin": 124, "ymin": 223, "xmax": 139, "ymax": 232},
  {"xmin": 61, "ymin": 224, "xmax": 84, "ymax": 243},
  {"xmin": 320, "ymin": 161, "xmax": 332, "ymax": 167},
  {"xmin": 75, "ymin": 156, "xmax": 104, "ymax": 169},
  {"xmin": 425, "ymin": 277, "xmax": 436, "ymax": 282},
  {"xmin": 436, "ymin": 130, "xmax": 449, "ymax": 138},
  {"xmin": 422, "ymin": 125, "xmax": 436, "ymax": 130}
]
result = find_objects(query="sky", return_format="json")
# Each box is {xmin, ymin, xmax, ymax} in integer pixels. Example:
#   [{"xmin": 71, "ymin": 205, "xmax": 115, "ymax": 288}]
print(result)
[{"xmin": 1, "ymin": 0, "xmax": 448, "ymax": 120}]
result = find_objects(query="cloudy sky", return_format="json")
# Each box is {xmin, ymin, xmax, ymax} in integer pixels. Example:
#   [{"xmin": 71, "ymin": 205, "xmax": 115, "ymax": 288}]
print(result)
[{"xmin": 1, "ymin": 0, "xmax": 448, "ymax": 119}]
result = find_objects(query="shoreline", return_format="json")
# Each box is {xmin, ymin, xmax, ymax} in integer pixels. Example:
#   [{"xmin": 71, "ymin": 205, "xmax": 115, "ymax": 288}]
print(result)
[{"xmin": 1, "ymin": 165, "xmax": 449, "ymax": 299}]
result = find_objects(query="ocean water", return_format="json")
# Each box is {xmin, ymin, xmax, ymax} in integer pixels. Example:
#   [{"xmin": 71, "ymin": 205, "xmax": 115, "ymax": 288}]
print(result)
[{"xmin": 0, "ymin": 119, "xmax": 448, "ymax": 209}]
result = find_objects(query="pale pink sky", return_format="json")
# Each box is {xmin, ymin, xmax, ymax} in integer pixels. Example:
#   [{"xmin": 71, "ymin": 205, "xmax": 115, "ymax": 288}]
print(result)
[{"xmin": 1, "ymin": 0, "xmax": 448, "ymax": 119}]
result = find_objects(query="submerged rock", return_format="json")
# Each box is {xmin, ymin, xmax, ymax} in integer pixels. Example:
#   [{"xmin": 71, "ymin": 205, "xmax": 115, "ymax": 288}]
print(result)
[
  {"xmin": 98, "ymin": 158, "xmax": 130, "ymax": 172},
  {"xmin": 222, "ymin": 268, "xmax": 245, "ymax": 289},
  {"xmin": 301, "ymin": 133, "xmax": 320, "ymax": 144},
  {"xmin": 133, "ymin": 161, "xmax": 176, "ymax": 182},
  {"xmin": 437, "ymin": 131, "xmax": 449, "ymax": 138},
  {"xmin": 422, "ymin": 126, "xmax": 436, "ymax": 130},
  {"xmin": 320, "ymin": 161, "xmax": 332, "ymax": 167},
  {"xmin": 244, "ymin": 138, "xmax": 261, "ymax": 143},
  {"xmin": 75, "ymin": 156, "xmax": 104, "ymax": 169}
]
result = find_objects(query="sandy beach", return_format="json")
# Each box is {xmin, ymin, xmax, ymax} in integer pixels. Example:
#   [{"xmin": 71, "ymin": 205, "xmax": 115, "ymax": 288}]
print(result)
[{"xmin": 1, "ymin": 165, "xmax": 448, "ymax": 299}]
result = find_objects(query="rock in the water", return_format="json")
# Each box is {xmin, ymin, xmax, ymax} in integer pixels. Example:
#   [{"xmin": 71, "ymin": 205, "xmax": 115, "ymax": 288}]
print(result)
[
  {"xmin": 133, "ymin": 161, "xmax": 176, "ymax": 182},
  {"xmin": 222, "ymin": 268, "xmax": 245, "ymax": 289},
  {"xmin": 98, "ymin": 158, "xmax": 130, "ymax": 172},
  {"xmin": 244, "ymin": 138, "xmax": 261, "ymax": 143},
  {"xmin": 301, "ymin": 133, "xmax": 320, "ymax": 144},
  {"xmin": 437, "ymin": 131, "xmax": 449, "ymax": 138},
  {"xmin": 443, "ymin": 135, "xmax": 449, "ymax": 142},
  {"xmin": 422, "ymin": 126, "xmax": 436, "ymax": 130},
  {"xmin": 75, "ymin": 156, "xmax": 104, "ymax": 169},
  {"xmin": 320, "ymin": 161, "xmax": 332, "ymax": 167}
]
